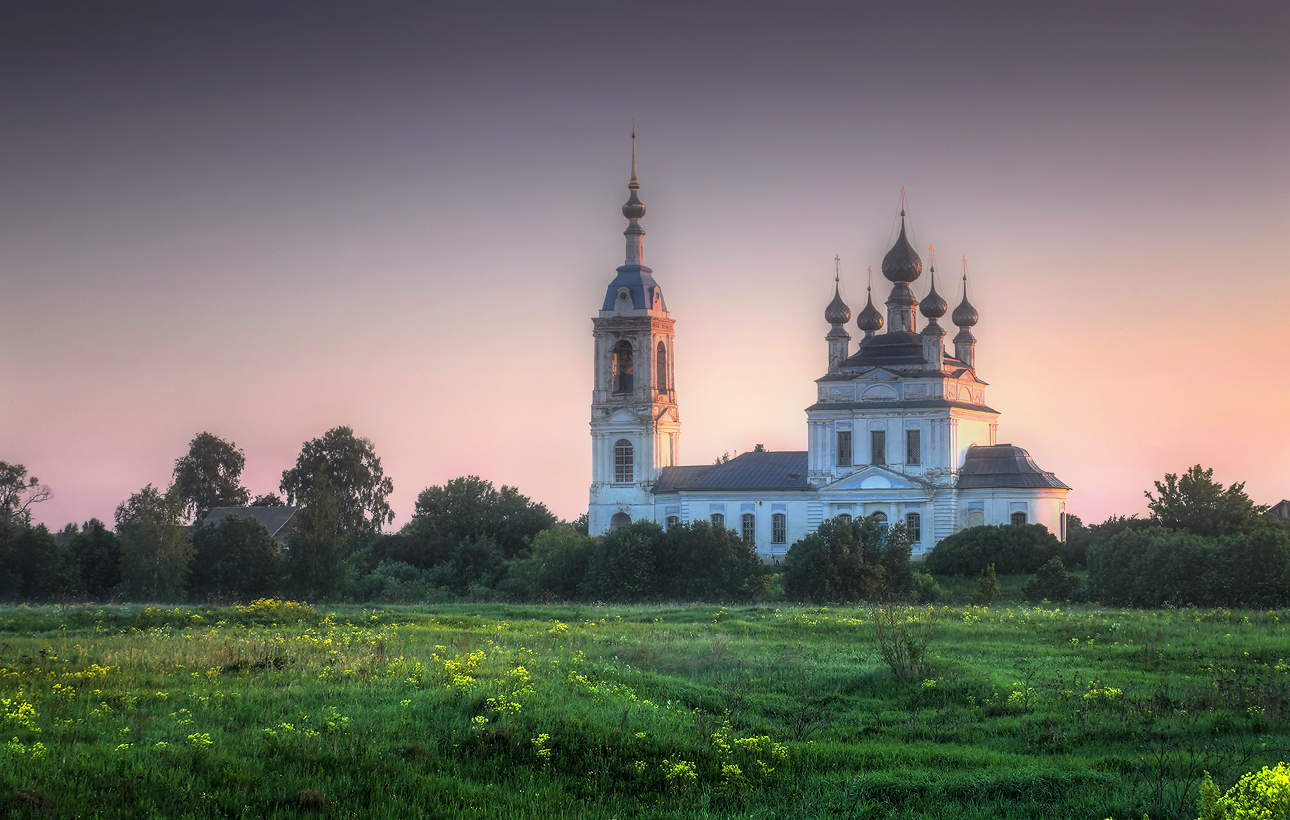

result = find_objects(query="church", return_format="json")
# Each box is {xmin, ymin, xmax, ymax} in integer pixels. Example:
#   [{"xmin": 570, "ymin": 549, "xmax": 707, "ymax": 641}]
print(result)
[{"xmin": 587, "ymin": 139, "xmax": 1070, "ymax": 560}]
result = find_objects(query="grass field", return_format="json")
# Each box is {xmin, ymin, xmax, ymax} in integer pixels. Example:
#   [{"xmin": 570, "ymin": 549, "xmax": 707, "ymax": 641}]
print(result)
[{"xmin": 1, "ymin": 599, "xmax": 1287, "ymax": 819}]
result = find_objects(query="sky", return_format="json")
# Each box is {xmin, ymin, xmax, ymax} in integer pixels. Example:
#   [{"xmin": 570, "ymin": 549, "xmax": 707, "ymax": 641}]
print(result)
[{"xmin": 3, "ymin": 0, "xmax": 1288, "ymax": 530}]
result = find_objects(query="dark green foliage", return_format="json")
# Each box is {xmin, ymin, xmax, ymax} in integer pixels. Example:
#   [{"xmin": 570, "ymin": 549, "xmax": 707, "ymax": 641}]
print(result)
[
  {"xmin": 1022, "ymin": 556, "xmax": 1086, "ymax": 602},
  {"xmin": 0, "ymin": 523, "xmax": 70, "ymax": 600},
  {"xmin": 508, "ymin": 526, "xmax": 596, "ymax": 601},
  {"xmin": 908, "ymin": 570, "xmax": 947, "ymax": 603},
  {"xmin": 0, "ymin": 461, "xmax": 51, "ymax": 528},
  {"xmin": 1059, "ymin": 513, "xmax": 1089, "ymax": 568},
  {"xmin": 581, "ymin": 521, "xmax": 665, "ymax": 601},
  {"xmin": 656, "ymin": 521, "xmax": 769, "ymax": 601},
  {"xmin": 171, "ymin": 431, "xmax": 250, "ymax": 522},
  {"xmin": 406, "ymin": 476, "xmax": 557, "ymax": 565},
  {"xmin": 782, "ymin": 516, "xmax": 912, "ymax": 602},
  {"xmin": 115, "ymin": 484, "xmax": 192, "ymax": 601},
  {"xmin": 976, "ymin": 562, "xmax": 1000, "ymax": 605},
  {"xmin": 925, "ymin": 523, "xmax": 1060, "ymax": 575},
  {"xmin": 286, "ymin": 478, "xmax": 344, "ymax": 600},
  {"xmin": 69, "ymin": 519, "xmax": 122, "ymax": 600},
  {"xmin": 357, "ymin": 561, "xmax": 441, "ymax": 603},
  {"xmin": 251, "ymin": 492, "xmax": 284, "ymax": 506},
  {"xmin": 280, "ymin": 426, "xmax": 395, "ymax": 534},
  {"xmin": 1089, "ymin": 524, "xmax": 1290, "ymax": 607},
  {"xmin": 427, "ymin": 536, "xmax": 505, "ymax": 594},
  {"xmin": 189, "ymin": 516, "xmax": 286, "ymax": 601},
  {"xmin": 1146, "ymin": 464, "xmax": 1266, "ymax": 537}
]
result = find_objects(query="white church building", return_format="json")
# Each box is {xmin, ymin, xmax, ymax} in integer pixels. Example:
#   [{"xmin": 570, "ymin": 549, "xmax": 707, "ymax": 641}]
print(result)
[{"xmin": 588, "ymin": 140, "xmax": 1069, "ymax": 559}]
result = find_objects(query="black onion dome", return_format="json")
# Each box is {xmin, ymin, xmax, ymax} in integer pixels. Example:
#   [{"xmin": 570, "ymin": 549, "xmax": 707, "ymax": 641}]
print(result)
[
  {"xmin": 952, "ymin": 286, "xmax": 978, "ymax": 327},
  {"xmin": 825, "ymin": 284, "xmax": 851, "ymax": 325},
  {"xmin": 920, "ymin": 270, "xmax": 948, "ymax": 319},
  {"xmin": 857, "ymin": 291, "xmax": 883, "ymax": 333},
  {"xmin": 881, "ymin": 215, "xmax": 922, "ymax": 283}
]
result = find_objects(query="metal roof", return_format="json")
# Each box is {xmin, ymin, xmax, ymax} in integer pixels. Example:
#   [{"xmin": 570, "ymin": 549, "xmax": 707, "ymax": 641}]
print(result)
[
  {"xmin": 805, "ymin": 399, "xmax": 1000, "ymax": 414},
  {"xmin": 956, "ymin": 445, "xmax": 1069, "ymax": 490},
  {"xmin": 601, "ymin": 264, "xmax": 667, "ymax": 312},
  {"xmin": 654, "ymin": 451, "xmax": 811, "ymax": 493},
  {"xmin": 202, "ymin": 506, "xmax": 299, "ymax": 536}
]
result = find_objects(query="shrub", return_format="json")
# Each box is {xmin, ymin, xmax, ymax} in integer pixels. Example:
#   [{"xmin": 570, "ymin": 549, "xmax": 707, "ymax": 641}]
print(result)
[
  {"xmin": 580, "ymin": 521, "xmax": 664, "ymax": 601},
  {"xmin": 505, "ymin": 526, "xmax": 595, "ymax": 601},
  {"xmin": 1197, "ymin": 761, "xmax": 1290, "ymax": 820},
  {"xmin": 1089, "ymin": 524, "xmax": 1290, "ymax": 607},
  {"xmin": 657, "ymin": 521, "xmax": 768, "ymax": 601},
  {"xmin": 782, "ymin": 516, "xmax": 912, "ymax": 603},
  {"xmin": 190, "ymin": 516, "xmax": 286, "ymax": 601},
  {"xmin": 908, "ymin": 571, "xmax": 947, "ymax": 603},
  {"xmin": 872, "ymin": 603, "xmax": 939, "ymax": 680},
  {"xmin": 976, "ymin": 563, "xmax": 1000, "ymax": 605},
  {"xmin": 925, "ymin": 524, "xmax": 1060, "ymax": 575},
  {"xmin": 1022, "ymin": 557, "xmax": 1086, "ymax": 602}
]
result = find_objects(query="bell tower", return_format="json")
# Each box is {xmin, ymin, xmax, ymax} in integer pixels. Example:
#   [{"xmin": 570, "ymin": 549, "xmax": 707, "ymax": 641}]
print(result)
[{"xmin": 588, "ymin": 129, "xmax": 679, "ymax": 535}]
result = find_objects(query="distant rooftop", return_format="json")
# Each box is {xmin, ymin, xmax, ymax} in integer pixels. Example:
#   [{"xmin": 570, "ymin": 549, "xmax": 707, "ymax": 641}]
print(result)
[
  {"xmin": 654, "ymin": 451, "xmax": 811, "ymax": 493},
  {"xmin": 202, "ymin": 505, "xmax": 299, "ymax": 537},
  {"xmin": 956, "ymin": 445, "xmax": 1069, "ymax": 490}
]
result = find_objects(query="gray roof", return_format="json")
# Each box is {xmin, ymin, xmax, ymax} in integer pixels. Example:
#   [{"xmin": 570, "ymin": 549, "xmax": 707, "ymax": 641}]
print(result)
[
  {"xmin": 601, "ymin": 264, "xmax": 667, "ymax": 312},
  {"xmin": 654, "ymin": 451, "xmax": 811, "ymax": 493},
  {"xmin": 956, "ymin": 445, "xmax": 1069, "ymax": 490},
  {"xmin": 1270, "ymin": 500, "xmax": 1290, "ymax": 521},
  {"xmin": 805, "ymin": 398, "xmax": 999, "ymax": 414},
  {"xmin": 202, "ymin": 505, "xmax": 299, "ymax": 536}
]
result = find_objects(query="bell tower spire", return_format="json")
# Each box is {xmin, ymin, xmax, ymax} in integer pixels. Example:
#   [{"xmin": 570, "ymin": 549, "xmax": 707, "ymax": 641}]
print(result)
[{"xmin": 623, "ymin": 122, "xmax": 646, "ymax": 267}]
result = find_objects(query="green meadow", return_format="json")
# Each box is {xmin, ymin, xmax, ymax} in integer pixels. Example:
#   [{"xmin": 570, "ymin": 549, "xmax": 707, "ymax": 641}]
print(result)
[{"xmin": 1, "ymin": 599, "xmax": 1287, "ymax": 819}]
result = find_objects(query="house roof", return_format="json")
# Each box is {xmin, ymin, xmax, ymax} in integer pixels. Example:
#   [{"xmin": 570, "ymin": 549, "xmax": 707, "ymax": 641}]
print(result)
[
  {"xmin": 956, "ymin": 445, "xmax": 1070, "ymax": 490},
  {"xmin": 1270, "ymin": 499, "xmax": 1290, "ymax": 520},
  {"xmin": 654, "ymin": 451, "xmax": 811, "ymax": 493},
  {"xmin": 202, "ymin": 505, "xmax": 299, "ymax": 537}
]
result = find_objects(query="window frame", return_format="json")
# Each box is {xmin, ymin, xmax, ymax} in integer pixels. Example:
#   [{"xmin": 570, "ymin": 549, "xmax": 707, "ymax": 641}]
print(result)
[
  {"xmin": 665, "ymin": 514, "xmax": 679, "ymax": 531},
  {"xmin": 655, "ymin": 341, "xmax": 668, "ymax": 392},
  {"xmin": 611, "ymin": 340, "xmax": 634, "ymax": 393},
  {"xmin": 613, "ymin": 438, "xmax": 634, "ymax": 483},
  {"xmin": 740, "ymin": 513, "xmax": 756, "ymax": 545},
  {"xmin": 771, "ymin": 513, "xmax": 786, "ymax": 544},
  {"xmin": 1011, "ymin": 511, "xmax": 1028, "ymax": 526},
  {"xmin": 906, "ymin": 429, "xmax": 921, "ymax": 466},
  {"xmin": 836, "ymin": 430, "xmax": 852, "ymax": 467},
  {"xmin": 870, "ymin": 430, "xmax": 886, "ymax": 465},
  {"xmin": 710, "ymin": 512, "xmax": 725, "ymax": 529},
  {"xmin": 905, "ymin": 512, "xmax": 921, "ymax": 543}
]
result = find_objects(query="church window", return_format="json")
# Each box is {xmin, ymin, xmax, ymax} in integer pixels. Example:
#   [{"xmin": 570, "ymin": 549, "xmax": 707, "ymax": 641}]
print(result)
[
  {"xmin": 771, "ymin": 513, "xmax": 786, "ymax": 544},
  {"xmin": 656, "ymin": 342, "xmax": 667, "ymax": 391},
  {"xmin": 741, "ymin": 513, "xmax": 756, "ymax": 545},
  {"xmin": 871, "ymin": 511, "xmax": 889, "ymax": 533},
  {"xmin": 967, "ymin": 507, "xmax": 985, "ymax": 528},
  {"xmin": 1011, "ymin": 511, "xmax": 1027, "ymax": 525},
  {"xmin": 665, "ymin": 514, "xmax": 679, "ymax": 531},
  {"xmin": 610, "ymin": 512, "xmax": 630, "ymax": 530},
  {"xmin": 871, "ymin": 431, "xmax": 886, "ymax": 465},
  {"xmin": 906, "ymin": 429, "xmax": 921, "ymax": 465},
  {"xmin": 837, "ymin": 513, "xmax": 852, "ymax": 524},
  {"xmin": 710, "ymin": 512, "xmax": 725, "ymax": 528},
  {"xmin": 906, "ymin": 512, "xmax": 921, "ymax": 543},
  {"xmin": 611, "ymin": 341, "xmax": 634, "ymax": 393},
  {"xmin": 614, "ymin": 439, "xmax": 634, "ymax": 483},
  {"xmin": 836, "ymin": 430, "xmax": 852, "ymax": 467}
]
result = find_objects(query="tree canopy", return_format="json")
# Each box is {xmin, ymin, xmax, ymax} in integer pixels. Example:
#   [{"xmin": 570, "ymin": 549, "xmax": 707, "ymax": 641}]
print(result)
[
  {"xmin": 115, "ymin": 484, "xmax": 192, "ymax": 601},
  {"xmin": 280, "ymin": 426, "xmax": 394, "ymax": 534},
  {"xmin": 172, "ymin": 432, "xmax": 250, "ymax": 522},
  {"xmin": 1145, "ymin": 464, "xmax": 1266, "ymax": 537},
  {"xmin": 0, "ymin": 461, "xmax": 51, "ymax": 527},
  {"xmin": 404, "ymin": 476, "xmax": 556, "ymax": 564}
]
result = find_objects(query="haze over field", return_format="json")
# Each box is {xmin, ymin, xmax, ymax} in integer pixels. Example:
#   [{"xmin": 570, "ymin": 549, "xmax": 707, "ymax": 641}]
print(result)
[{"xmin": 3, "ymin": 1, "xmax": 1288, "ymax": 529}]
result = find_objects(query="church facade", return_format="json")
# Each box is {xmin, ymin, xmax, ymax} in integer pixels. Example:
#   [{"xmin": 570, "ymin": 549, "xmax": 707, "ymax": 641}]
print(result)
[{"xmin": 588, "ymin": 141, "xmax": 1069, "ymax": 559}]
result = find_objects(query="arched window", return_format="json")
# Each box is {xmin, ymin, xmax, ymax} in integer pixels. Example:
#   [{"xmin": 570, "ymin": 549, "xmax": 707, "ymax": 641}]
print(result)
[
  {"xmin": 665, "ymin": 515, "xmax": 679, "ymax": 531},
  {"xmin": 871, "ymin": 511, "xmax": 889, "ymax": 533},
  {"xmin": 905, "ymin": 512, "xmax": 921, "ymax": 543},
  {"xmin": 741, "ymin": 513, "xmax": 756, "ymax": 545},
  {"xmin": 611, "ymin": 340, "xmax": 634, "ymax": 393},
  {"xmin": 610, "ymin": 512, "xmax": 631, "ymax": 530},
  {"xmin": 710, "ymin": 512, "xmax": 725, "ymax": 528},
  {"xmin": 1011, "ymin": 511, "xmax": 1027, "ymax": 526},
  {"xmin": 656, "ymin": 341, "xmax": 667, "ymax": 391},
  {"xmin": 614, "ymin": 439, "xmax": 633, "ymax": 483},
  {"xmin": 771, "ymin": 513, "xmax": 786, "ymax": 544},
  {"xmin": 967, "ymin": 508, "xmax": 985, "ymax": 528}
]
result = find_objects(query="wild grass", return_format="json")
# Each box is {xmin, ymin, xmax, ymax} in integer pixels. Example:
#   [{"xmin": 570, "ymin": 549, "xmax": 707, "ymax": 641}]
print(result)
[{"xmin": 0, "ymin": 600, "xmax": 1287, "ymax": 818}]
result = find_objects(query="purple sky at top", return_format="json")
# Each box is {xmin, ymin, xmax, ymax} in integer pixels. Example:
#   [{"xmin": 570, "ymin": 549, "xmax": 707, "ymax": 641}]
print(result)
[{"xmin": 3, "ymin": 0, "xmax": 1288, "ymax": 529}]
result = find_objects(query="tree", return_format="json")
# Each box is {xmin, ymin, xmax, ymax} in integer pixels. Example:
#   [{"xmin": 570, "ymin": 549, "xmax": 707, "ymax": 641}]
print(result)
[
  {"xmin": 783, "ymin": 516, "xmax": 911, "ymax": 603},
  {"xmin": 115, "ymin": 484, "xmax": 192, "ymax": 601},
  {"xmin": 280, "ymin": 426, "xmax": 394, "ymax": 534},
  {"xmin": 172, "ymin": 432, "xmax": 250, "ymax": 522},
  {"xmin": 924, "ymin": 524, "xmax": 1060, "ymax": 575},
  {"xmin": 1145, "ymin": 465, "xmax": 1266, "ymax": 537},
  {"xmin": 752, "ymin": 443, "xmax": 767, "ymax": 453},
  {"xmin": 251, "ymin": 493, "xmax": 284, "ymax": 507},
  {"xmin": 581, "ymin": 521, "xmax": 666, "ymax": 601},
  {"xmin": 405, "ymin": 476, "xmax": 557, "ymax": 565},
  {"xmin": 70, "ymin": 519, "xmax": 123, "ymax": 600},
  {"xmin": 507, "ymin": 526, "xmax": 595, "ymax": 600},
  {"xmin": 190, "ymin": 516, "xmax": 285, "ymax": 601},
  {"xmin": 976, "ymin": 563, "xmax": 1000, "ymax": 605},
  {"xmin": 0, "ymin": 461, "xmax": 51, "ymax": 527},
  {"xmin": 0, "ymin": 523, "xmax": 69, "ymax": 600},
  {"xmin": 657, "ymin": 520, "xmax": 768, "ymax": 601},
  {"xmin": 1023, "ymin": 557, "xmax": 1086, "ymax": 602},
  {"xmin": 286, "ymin": 477, "xmax": 344, "ymax": 600}
]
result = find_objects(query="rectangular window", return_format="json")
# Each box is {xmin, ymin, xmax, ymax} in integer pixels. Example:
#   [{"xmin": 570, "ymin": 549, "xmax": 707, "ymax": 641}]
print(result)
[
  {"xmin": 741, "ymin": 513, "xmax": 756, "ymax": 545},
  {"xmin": 711, "ymin": 512, "xmax": 725, "ymax": 529},
  {"xmin": 1011, "ymin": 511, "xmax": 1027, "ymax": 525},
  {"xmin": 906, "ymin": 429, "xmax": 921, "ymax": 466},
  {"xmin": 905, "ymin": 512, "xmax": 921, "ymax": 543},
  {"xmin": 836, "ymin": 430, "xmax": 852, "ymax": 467},
  {"xmin": 665, "ymin": 515, "xmax": 679, "ymax": 531},
  {"xmin": 870, "ymin": 430, "xmax": 886, "ymax": 465},
  {"xmin": 771, "ymin": 513, "xmax": 786, "ymax": 544}
]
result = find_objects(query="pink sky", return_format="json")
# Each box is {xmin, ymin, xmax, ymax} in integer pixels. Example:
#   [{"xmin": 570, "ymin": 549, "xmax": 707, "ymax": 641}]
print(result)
[{"xmin": 3, "ymin": 2, "xmax": 1288, "ymax": 530}]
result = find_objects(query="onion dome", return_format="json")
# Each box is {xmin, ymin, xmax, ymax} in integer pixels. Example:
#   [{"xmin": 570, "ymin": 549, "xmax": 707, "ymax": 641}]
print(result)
[
  {"xmin": 952, "ymin": 272, "xmax": 978, "ymax": 327},
  {"xmin": 622, "ymin": 129, "xmax": 646, "ymax": 220},
  {"xmin": 881, "ymin": 211, "xmax": 922, "ymax": 283},
  {"xmin": 921, "ymin": 268, "xmax": 948, "ymax": 319},
  {"xmin": 857, "ymin": 288, "xmax": 883, "ymax": 334},
  {"xmin": 825, "ymin": 281, "xmax": 851, "ymax": 325}
]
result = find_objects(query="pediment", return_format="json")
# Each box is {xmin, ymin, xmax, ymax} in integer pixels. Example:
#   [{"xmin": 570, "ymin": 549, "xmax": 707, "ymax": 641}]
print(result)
[
  {"xmin": 822, "ymin": 465, "xmax": 930, "ymax": 492},
  {"xmin": 854, "ymin": 367, "xmax": 900, "ymax": 381}
]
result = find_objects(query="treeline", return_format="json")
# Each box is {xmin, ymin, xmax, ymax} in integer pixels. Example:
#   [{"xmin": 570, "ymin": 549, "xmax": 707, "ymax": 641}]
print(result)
[{"xmin": 923, "ymin": 465, "xmax": 1290, "ymax": 607}]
